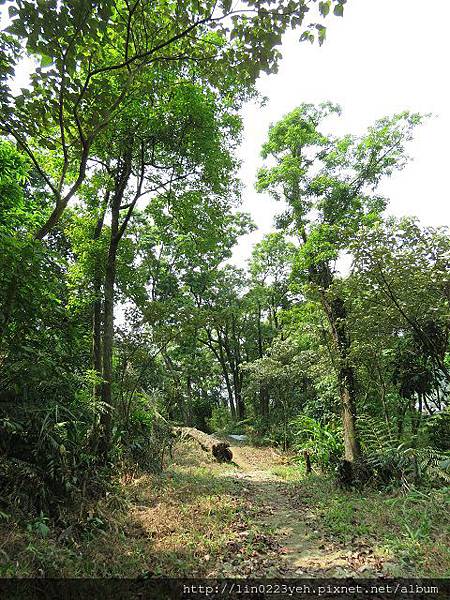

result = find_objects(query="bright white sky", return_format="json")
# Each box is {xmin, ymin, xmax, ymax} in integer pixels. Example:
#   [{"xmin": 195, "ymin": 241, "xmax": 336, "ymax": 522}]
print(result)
[{"xmin": 235, "ymin": 0, "xmax": 450, "ymax": 264}]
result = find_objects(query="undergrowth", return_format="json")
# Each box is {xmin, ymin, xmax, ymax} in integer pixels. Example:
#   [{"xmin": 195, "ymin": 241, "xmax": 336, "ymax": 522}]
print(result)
[
  {"xmin": 1, "ymin": 440, "xmax": 449, "ymax": 578},
  {"xmin": 292, "ymin": 474, "xmax": 450, "ymax": 577},
  {"xmin": 0, "ymin": 441, "xmax": 258, "ymax": 577}
]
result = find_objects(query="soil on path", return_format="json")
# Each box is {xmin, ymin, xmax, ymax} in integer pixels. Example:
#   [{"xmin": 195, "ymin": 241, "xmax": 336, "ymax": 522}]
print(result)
[{"xmin": 217, "ymin": 442, "xmax": 388, "ymax": 578}]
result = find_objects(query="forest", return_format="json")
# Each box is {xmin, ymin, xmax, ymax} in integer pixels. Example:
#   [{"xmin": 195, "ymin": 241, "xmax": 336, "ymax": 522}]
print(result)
[{"xmin": 0, "ymin": 0, "xmax": 449, "ymax": 588}]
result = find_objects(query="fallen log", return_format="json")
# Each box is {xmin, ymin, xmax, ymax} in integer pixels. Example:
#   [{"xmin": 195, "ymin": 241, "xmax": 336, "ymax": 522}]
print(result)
[{"xmin": 173, "ymin": 426, "xmax": 233, "ymax": 462}]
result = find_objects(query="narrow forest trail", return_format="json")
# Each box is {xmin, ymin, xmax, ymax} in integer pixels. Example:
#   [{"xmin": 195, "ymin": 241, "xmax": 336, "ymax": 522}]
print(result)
[
  {"xmin": 212, "ymin": 442, "xmax": 389, "ymax": 578},
  {"xmin": 121, "ymin": 439, "xmax": 400, "ymax": 579},
  {"xmin": 6, "ymin": 436, "xmax": 445, "ymax": 578}
]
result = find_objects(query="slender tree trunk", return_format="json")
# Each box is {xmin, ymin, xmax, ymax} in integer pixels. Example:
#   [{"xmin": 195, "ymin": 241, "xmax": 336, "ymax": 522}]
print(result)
[
  {"xmin": 92, "ymin": 202, "xmax": 107, "ymax": 401},
  {"xmin": 97, "ymin": 152, "xmax": 132, "ymax": 461},
  {"xmin": 186, "ymin": 376, "xmax": 193, "ymax": 426},
  {"xmin": 98, "ymin": 237, "xmax": 119, "ymax": 459},
  {"xmin": 215, "ymin": 333, "xmax": 236, "ymax": 419},
  {"xmin": 228, "ymin": 394, "xmax": 237, "ymax": 420},
  {"xmin": 259, "ymin": 387, "xmax": 269, "ymax": 420},
  {"xmin": 397, "ymin": 403, "xmax": 406, "ymax": 440},
  {"xmin": 313, "ymin": 261, "xmax": 360, "ymax": 462},
  {"xmin": 411, "ymin": 394, "xmax": 422, "ymax": 437},
  {"xmin": 223, "ymin": 323, "xmax": 245, "ymax": 421},
  {"xmin": 92, "ymin": 287, "xmax": 103, "ymax": 399},
  {"xmin": 304, "ymin": 450, "xmax": 312, "ymax": 474},
  {"xmin": 235, "ymin": 389, "xmax": 245, "ymax": 421},
  {"xmin": 376, "ymin": 362, "xmax": 391, "ymax": 435},
  {"xmin": 256, "ymin": 303, "xmax": 269, "ymax": 422}
]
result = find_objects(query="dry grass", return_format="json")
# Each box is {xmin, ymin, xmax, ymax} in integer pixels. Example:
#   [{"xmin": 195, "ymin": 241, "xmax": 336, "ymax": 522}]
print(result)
[
  {"xmin": 1, "ymin": 440, "xmax": 448, "ymax": 578},
  {"xmin": 0, "ymin": 440, "xmax": 255, "ymax": 577}
]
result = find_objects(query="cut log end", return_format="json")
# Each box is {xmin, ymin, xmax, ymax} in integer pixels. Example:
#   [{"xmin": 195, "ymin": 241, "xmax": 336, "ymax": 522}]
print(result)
[
  {"xmin": 212, "ymin": 442, "xmax": 233, "ymax": 463},
  {"xmin": 174, "ymin": 427, "xmax": 233, "ymax": 463}
]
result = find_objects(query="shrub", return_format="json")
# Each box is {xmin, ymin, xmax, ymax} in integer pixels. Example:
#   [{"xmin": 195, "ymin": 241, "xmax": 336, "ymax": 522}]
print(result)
[
  {"xmin": 206, "ymin": 406, "xmax": 248, "ymax": 435},
  {"xmin": 290, "ymin": 414, "xmax": 343, "ymax": 471},
  {"xmin": 117, "ymin": 391, "xmax": 173, "ymax": 472}
]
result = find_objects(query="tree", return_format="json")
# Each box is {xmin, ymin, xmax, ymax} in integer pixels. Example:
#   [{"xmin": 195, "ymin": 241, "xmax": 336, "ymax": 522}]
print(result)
[
  {"xmin": 347, "ymin": 217, "xmax": 450, "ymax": 436},
  {"xmin": 87, "ymin": 77, "xmax": 244, "ymax": 457},
  {"xmin": 256, "ymin": 102, "xmax": 424, "ymax": 462},
  {"xmin": 247, "ymin": 232, "xmax": 296, "ymax": 423},
  {"xmin": 0, "ymin": 0, "xmax": 345, "ymax": 240}
]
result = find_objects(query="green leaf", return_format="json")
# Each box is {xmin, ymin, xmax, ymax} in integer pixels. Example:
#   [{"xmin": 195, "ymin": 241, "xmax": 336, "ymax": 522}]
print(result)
[
  {"xmin": 40, "ymin": 54, "xmax": 53, "ymax": 67},
  {"xmin": 36, "ymin": 521, "xmax": 50, "ymax": 537},
  {"xmin": 319, "ymin": 1, "xmax": 330, "ymax": 17}
]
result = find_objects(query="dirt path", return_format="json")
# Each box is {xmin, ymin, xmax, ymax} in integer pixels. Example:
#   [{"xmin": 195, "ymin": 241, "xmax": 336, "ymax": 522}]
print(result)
[{"xmin": 221, "ymin": 443, "xmax": 386, "ymax": 578}]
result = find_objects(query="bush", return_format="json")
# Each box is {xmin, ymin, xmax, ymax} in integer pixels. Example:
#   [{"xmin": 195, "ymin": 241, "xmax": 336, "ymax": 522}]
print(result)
[
  {"xmin": 290, "ymin": 414, "xmax": 343, "ymax": 471},
  {"xmin": 423, "ymin": 410, "xmax": 450, "ymax": 451},
  {"xmin": 0, "ymin": 403, "xmax": 102, "ymax": 516},
  {"xmin": 364, "ymin": 445, "xmax": 450, "ymax": 490},
  {"xmin": 357, "ymin": 414, "xmax": 450, "ymax": 489},
  {"xmin": 206, "ymin": 406, "xmax": 248, "ymax": 435},
  {"xmin": 117, "ymin": 391, "xmax": 174, "ymax": 472}
]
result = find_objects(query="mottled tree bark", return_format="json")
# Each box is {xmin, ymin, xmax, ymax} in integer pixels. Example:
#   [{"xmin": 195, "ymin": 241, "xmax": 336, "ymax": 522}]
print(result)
[
  {"xmin": 312, "ymin": 262, "xmax": 361, "ymax": 462},
  {"xmin": 98, "ymin": 151, "xmax": 133, "ymax": 461}
]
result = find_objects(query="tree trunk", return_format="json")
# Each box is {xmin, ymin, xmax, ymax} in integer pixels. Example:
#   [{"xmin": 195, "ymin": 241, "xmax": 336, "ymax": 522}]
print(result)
[
  {"xmin": 339, "ymin": 366, "xmax": 360, "ymax": 462},
  {"xmin": 215, "ymin": 333, "xmax": 236, "ymax": 419},
  {"xmin": 97, "ymin": 154, "xmax": 132, "ymax": 460},
  {"xmin": 174, "ymin": 427, "xmax": 233, "ymax": 462},
  {"xmin": 186, "ymin": 376, "xmax": 193, "ymax": 426},
  {"xmin": 304, "ymin": 450, "xmax": 312, "ymax": 474},
  {"xmin": 330, "ymin": 298, "xmax": 361, "ymax": 462},
  {"xmin": 235, "ymin": 389, "xmax": 245, "ymax": 421},
  {"xmin": 91, "ymin": 204, "xmax": 107, "ymax": 401},
  {"xmin": 259, "ymin": 386, "xmax": 269, "ymax": 421},
  {"xmin": 313, "ymin": 262, "xmax": 361, "ymax": 462},
  {"xmin": 92, "ymin": 286, "xmax": 103, "ymax": 399},
  {"xmin": 98, "ymin": 237, "xmax": 118, "ymax": 460},
  {"xmin": 256, "ymin": 303, "xmax": 269, "ymax": 423},
  {"xmin": 222, "ymin": 324, "xmax": 244, "ymax": 421}
]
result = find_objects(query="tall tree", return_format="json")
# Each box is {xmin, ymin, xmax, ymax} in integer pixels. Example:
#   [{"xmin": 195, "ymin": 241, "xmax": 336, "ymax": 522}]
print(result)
[
  {"xmin": 256, "ymin": 102, "xmax": 424, "ymax": 462},
  {"xmin": 247, "ymin": 232, "xmax": 296, "ymax": 421},
  {"xmin": 90, "ymin": 78, "xmax": 242, "ymax": 457}
]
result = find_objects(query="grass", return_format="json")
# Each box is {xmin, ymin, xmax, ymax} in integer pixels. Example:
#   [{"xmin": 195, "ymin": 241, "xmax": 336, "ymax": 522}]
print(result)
[
  {"xmin": 0, "ymin": 441, "xmax": 264, "ymax": 577},
  {"xmin": 1, "ymin": 442, "xmax": 449, "ymax": 578},
  {"xmin": 270, "ymin": 464, "xmax": 305, "ymax": 481},
  {"xmin": 291, "ymin": 474, "xmax": 450, "ymax": 577}
]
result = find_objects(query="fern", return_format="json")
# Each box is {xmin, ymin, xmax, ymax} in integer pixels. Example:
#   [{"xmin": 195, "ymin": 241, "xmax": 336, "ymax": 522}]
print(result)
[
  {"xmin": 357, "ymin": 414, "xmax": 450, "ymax": 489},
  {"xmin": 358, "ymin": 414, "xmax": 395, "ymax": 452}
]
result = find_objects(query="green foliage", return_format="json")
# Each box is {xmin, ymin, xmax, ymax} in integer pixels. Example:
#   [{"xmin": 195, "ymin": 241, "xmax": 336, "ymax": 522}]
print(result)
[
  {"xmin": 26, "ymin": 513, "xmax": 50, "ymax": 538},
  {"xmin": 207, "ymin": 406, "xmax": 248, "ymax": 435},
  {"xmin": 424, "ymin": 411, "xmax": 450, "ymax": 451},
  {"xmin": 1, "ymin": 0, "xmax": 448, "ymax": 581},
  {"xmin": 119, "ymin": 391, "xmax": 174, "ymax": 473},
  {"xmin": 0, "ymin": 0, "xmax": 343, "ymax": 240},
  {"xmin": 357, "ymin": 415, "xmax": 450, "ymax": 489},
  {"xmin": 0, "ymin": 31, "xmax": 449, "ymax": 586},
  {"xmin": 291, "ymin": 414, "xmax": 343, "ymax": 469}
]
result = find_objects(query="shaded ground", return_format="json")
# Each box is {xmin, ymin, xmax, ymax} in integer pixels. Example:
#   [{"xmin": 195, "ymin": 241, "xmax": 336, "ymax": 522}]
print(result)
[
  {"xmin": 1, "ymin": 438, "xmax": 449, "ymax": 577},
  {"xmin": 214, "ymin": 443, "xmax": 389, "ymax": 577}
]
